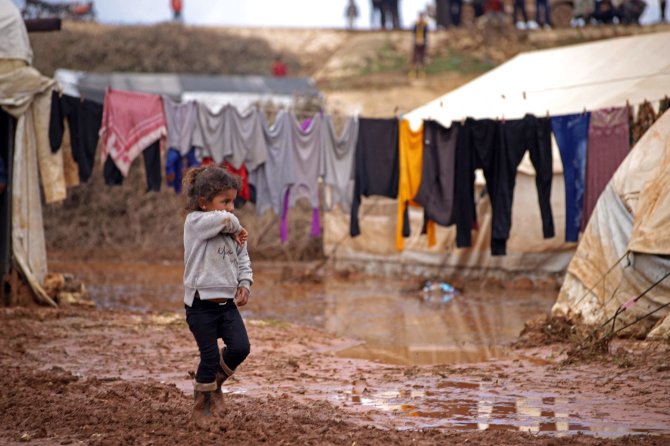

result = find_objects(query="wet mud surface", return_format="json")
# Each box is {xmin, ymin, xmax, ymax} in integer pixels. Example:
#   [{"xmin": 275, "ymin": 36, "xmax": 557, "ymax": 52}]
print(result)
[{"xmin": 1, "ymin": 258, "xmax": 669, "ymax": 444}]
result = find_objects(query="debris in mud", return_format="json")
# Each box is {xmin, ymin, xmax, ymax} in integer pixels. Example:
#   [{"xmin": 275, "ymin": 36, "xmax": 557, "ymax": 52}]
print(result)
[
  {"xmin": 43, "ymin": 273, "xmax": 93, "ymax": 307},
  {"xmin": 514, "ymin": 314, "xmax": 580, "ymax": 348},
  {"xmin": 563, "ymin": 333, "xmax": 612, "ymax": 364}
]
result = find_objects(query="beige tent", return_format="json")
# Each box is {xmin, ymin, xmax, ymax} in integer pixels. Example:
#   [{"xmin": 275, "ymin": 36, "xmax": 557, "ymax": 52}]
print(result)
[
  {"xmin": 324, "ymin": 32, "xmax": 670, "ymax": 278},
  {"xmin": 553, "ymin": 110, "xmax": 670, "ymax": 340}
]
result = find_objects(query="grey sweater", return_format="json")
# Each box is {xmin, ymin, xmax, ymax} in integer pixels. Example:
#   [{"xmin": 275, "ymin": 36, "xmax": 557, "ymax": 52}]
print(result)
[{"xmin": 183, "ymin": 211, "xmax": 253, "ymax": 306}]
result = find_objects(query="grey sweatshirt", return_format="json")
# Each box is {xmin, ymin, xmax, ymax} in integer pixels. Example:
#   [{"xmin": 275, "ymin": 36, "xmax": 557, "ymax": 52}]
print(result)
[
  {"xmin": 288, "ymin": 113, "xmax": 324, "ymax": 209},
  {"xmin": 223, "ymin": 105, "xmax": 268, "ymax": 170},
  {"xmin": 249, "ymin": 111, "xmax": 294, "ymax": 216},
  {"xmin": 191, "ymin": 103, "xmax": 226, "ymax": 162},
  {"xmin": 183, "ymin": 210, "xmax": 253, "ymax": 306},
  {"xmin": 162, "ymin": 97, "xmax": 197, "ymax": 155},
  {"xmin": 322, "ymin": 116, "xmax": 358, "ymax": 212}
]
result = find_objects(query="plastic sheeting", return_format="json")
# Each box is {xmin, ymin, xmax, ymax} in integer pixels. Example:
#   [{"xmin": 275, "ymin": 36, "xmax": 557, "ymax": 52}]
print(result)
[{"xmin": 553, "ymin": 110, "xmax": 670, "ymax": 338}]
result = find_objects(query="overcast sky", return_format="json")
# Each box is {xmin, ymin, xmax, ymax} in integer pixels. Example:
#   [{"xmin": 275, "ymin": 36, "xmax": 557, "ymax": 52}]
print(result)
[{"xmin": 13, "ymin": 0, "xmax": 434, "ymax": 28}]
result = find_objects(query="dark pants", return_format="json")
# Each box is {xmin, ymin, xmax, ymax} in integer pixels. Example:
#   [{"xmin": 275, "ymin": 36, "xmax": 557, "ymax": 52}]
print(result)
[
  {"xmin": 536, "ymin": 0, "xmax": 553, "ymax": 25},
  {"xmin": 185, "ymin": 297, "xmax": 250, "ymax": 384},
  {"xmin": 514, "ymin": 0, "xmax": 529, "ymax": 22},
  {"xmin": 449, "ymin": 0, "xmax": 463, "ymax": 26}
]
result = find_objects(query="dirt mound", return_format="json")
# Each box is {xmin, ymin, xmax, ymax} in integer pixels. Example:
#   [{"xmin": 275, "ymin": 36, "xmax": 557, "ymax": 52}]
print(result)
[
  {"xmin": 29, "ymin": 22, "xmax": 301, "ymax": 77},
  {"xmin": 514, "ymin": 314, "xmax": 580, "ymax": 348}
]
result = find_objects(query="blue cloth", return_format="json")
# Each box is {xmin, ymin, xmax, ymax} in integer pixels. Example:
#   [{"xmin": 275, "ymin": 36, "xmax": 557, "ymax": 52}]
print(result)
[
  {"xmin": 165, "ymin": 148, "xmax": 183, "ymax": 193},
  {"xmin": 166, "ymin": 147, "xmax": 201, "ymax": 194},
  {"xmin": 551, "ymin": 113, "xmax": 590, "ymax": 242}
]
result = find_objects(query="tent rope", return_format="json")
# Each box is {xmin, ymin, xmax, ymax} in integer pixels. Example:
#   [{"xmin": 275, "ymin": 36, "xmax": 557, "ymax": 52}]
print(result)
[
  {"xmin": 605, "ymin": 270, "xmax": 670, "ymax": 336},
  {"xmin": 572, "ymin": 250, "xmax": 630, "ymax": 307}
]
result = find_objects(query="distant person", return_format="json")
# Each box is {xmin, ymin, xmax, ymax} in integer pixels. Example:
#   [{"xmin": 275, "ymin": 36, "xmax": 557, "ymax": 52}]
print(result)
[
  {"xmin": 592, "ymin": 0, "xmax": 617, "ymax": 23},
  {"xmin": 513, "ymin": 0, "xmax": 530, "ymax": 29},
  {"xmin": 484, "ymin": 0, "xmax": 506, "ymax": 30},
  {"xmin": 449, "ymin": 0, "xmax": 463, "ymax": 26},
  {"xmin": 182, "ymin": 166, "xmax": 253, "ymax": 423},
  {"xmin": 410, "ymin": 12, "xmax": 428, "ymax": 78},
  {"xmin": 345, "ymin": 0, "xmax": 360, "ymax": 29},
  {"xmin": 619, "ymin": 0, "xmax": 646, "ymax": 23},
  {"xmin": 535, "ymin": 0, "xmax": 553, "ymax": 28},
  {"xmin": 170, "ymin": 0, "xmax": 183, "ymax": 22},
  {"xmin": 272, "ymin": 55, "xmax": 287, "ymax": 77},
  {"xmin": 388, "ymin": 0, "xmax": 401, "ymax": 29},
  {"xmin": 371, "ymin": 0, "xmax": 384, "ymax": 28},
  {"xmin": 571, "ymin": 0, "xmax": 595, "ymax": 26}
]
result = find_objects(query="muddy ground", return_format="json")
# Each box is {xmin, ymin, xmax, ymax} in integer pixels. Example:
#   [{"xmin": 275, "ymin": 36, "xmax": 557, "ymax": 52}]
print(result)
[{"xmin": 1, "ymin": 260, "xmax": 669, "ymax": 445}]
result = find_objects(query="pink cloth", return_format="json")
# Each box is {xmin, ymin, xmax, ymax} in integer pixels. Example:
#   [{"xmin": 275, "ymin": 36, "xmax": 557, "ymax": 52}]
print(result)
[
  {"xmin": 582, "ymin": 107, "xmax": 630, "ymax": 228},
  {"xmin": 100, "ymin": 89, "xmax": 167, "ymax": 176}
]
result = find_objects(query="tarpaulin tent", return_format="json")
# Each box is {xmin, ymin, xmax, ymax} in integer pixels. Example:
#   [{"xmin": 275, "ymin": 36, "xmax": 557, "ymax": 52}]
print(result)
[
  {"xmin": 324, "ymin": 32, "xmax": 670, "ymax": 278},
  {"xmin": 553, "ymin": 110, "xmax": 670, "ymax": 340}
]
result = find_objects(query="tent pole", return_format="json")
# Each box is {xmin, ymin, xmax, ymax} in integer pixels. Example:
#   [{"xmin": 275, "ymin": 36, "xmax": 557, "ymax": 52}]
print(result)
[{"xmin": 0, "ymin": 110, "xmax": 14, "ymax": 306}]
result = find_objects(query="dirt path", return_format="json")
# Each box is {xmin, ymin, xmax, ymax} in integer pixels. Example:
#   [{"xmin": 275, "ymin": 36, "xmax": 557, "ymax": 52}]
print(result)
[{"xmin": 1, "ymin": 302, "xmax": 669, "ymax": 445}]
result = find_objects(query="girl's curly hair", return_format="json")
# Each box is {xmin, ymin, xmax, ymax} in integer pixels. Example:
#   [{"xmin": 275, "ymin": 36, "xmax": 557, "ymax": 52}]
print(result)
[{"xmin": 183, "ymin": 166, "xmax": 241, "ymax": 212}]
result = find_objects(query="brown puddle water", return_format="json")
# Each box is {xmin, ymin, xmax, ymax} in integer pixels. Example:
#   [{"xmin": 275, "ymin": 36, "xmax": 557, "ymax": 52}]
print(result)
[
  {"xmin": 48, "ymin": 259, "xmax": 669, "ymax": 437},
  {"xmin": 50, "ymin": 259, "xmax": 551, "ymax": 366},
  {"xmin": 334, "ymin": 380, "xmax": 670, "ymax": 437}
]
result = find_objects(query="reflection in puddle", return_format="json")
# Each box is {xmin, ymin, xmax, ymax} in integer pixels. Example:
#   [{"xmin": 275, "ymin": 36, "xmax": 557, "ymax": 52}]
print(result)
[
  {"xmin": 49, "ymin": 260, "xmax": 556, "ymax": 365},
  {"xmin": 336, "ymin": 380, "xmax": 669, "ymax": 437}
]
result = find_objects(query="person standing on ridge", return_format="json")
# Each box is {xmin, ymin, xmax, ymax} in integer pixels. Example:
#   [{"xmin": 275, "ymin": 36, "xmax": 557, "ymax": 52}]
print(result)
[
  {"xmin": 272, "ymin": 55, "xmax": 287, "ymax": 77},
  {"xmin": 171, "ymin": 0, "xmax": 183, "ymax": 22},
  {"xmin": 345, "ymin": 0, "xmax": 360, "ymax": 29},
  {"xmin": 410, "ymin": 11, "xmax": 428, "ymax": 79}
]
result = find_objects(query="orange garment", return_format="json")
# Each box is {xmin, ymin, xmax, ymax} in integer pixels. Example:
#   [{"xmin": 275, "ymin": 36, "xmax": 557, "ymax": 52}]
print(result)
[{"xmin": 397, "ymin": 120, "xmax": 436, "ymax": 251}]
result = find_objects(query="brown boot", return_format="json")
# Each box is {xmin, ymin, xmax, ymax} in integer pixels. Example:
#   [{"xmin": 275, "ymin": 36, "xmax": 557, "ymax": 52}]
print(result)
[
  {"xmin": 192, "ymin": 380, "xmax": 217, "ymax": 426},
  {"xmin": 215, "ymin": 347, "xmax": 235, "ymax": 392}
]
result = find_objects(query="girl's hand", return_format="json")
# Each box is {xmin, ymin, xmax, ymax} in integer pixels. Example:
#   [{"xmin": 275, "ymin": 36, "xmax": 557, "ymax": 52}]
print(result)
[
  {"xmin": 234, "ymin": 227, "xmax": 248, "ymax": 246},
  {"xmin": 235, "ymin": 287, "xmax": 250, "ymax": 307}
]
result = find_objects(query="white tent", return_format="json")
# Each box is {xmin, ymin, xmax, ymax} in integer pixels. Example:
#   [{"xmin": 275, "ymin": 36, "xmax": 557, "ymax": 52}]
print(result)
[
  {"xmin": 553, "ymin": 110, "xmax": 670, "ymax": 340},
  {"xmin": 406, "ymin": 31, "xmax": 670, "ymax": 127},
  {"xmin": 324, "ymin": 32, "xmax": 670, "ymax": 278}
]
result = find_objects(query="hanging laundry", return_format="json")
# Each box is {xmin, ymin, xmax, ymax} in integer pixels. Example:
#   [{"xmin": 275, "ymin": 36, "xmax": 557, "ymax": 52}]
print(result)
[
  {"xmin": 99, "ymin": 89, "xmax": 166, "ymax": 176},
  {"xmin": 350, "ymin": 118, "xmax": 399, "ymax": 237},
  {"xmin": 191, "ymin": 102, "xmax": 225, "ymax": 162},
  {"xmin": 632, "ymin": 100, "xmax": 657, "ymax": 145},
  {"xmin": 582, "ymin": 106, "xmax": 630, "ymax": 229},
  {"xmin": 414, "ymin": 120, "xmax": 458, "ymax": 227},
  {"xmin": 221, "ymin": 105, "xmax": 268, "ymax": 170},
  {"xmin": 249, "ymin": 110, "xmax": 294, "ymax": 221},
  {"xmin": 162, "ymin": 96, "xmax": 197, "ymax": 156},
  {"xmin": 222, "ymin": 161, "xmax": 251, "ymax": 201},
  {"xmin": 58, "ymin": 120, "xmax": 80, "ymax": 188},
  {"xmin": 551, "ymin": 112, "xmax": 590, "ymax": 242},
  {"xmin": 496, "ymin": 115, "xmax": 555, "ymax": 255},
  {"xmin": 104, "ymin": 140, "xmax": 162, "ymax": 192},
  {"xmin": 453, "ymin": 116, "xmax": 554, "ymax": 256},
  {"xmin": 396, "ymin": 120, "xmax": 435, "ymax": 251},
  {"xmin": 49, "ymin": 92, "xmax": 103, "ymax": 182},
  {"xmin": 321, "ymin": 115, "xmax": 358, "ymax": 212},
  {"xmin": 143, "ymin": 141, "xmax": 161, "ymax": 192},
  {"xmin": 453, "ymin": 118, "xmax": 498, "ymax": 250},
  {"xmin": 286, "ymin": 113, "xmax": 324, "ymax": 239},
  {"xmin": 166, "ymin": 147, "xmax": 200, "ymax": 194}
]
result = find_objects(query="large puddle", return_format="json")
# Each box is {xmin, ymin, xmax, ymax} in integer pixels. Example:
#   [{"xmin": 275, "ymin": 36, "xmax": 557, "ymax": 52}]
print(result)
[
  {"xmin": 48, "ymin": 259, "xmax": 668, "ymax": 437},
  {"xmin": 50, "ymin": 259, "xmax": 553, "ymax": 366}
]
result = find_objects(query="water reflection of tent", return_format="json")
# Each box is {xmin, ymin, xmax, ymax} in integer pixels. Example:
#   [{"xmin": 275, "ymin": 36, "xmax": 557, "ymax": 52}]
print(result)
[
  {"xmin": 324, "ymin": 31, "xmax": 670, "ymax": 278},
  {"xmin": 553, "ymin": 110, "xmax": 670, "ymax": 340}
]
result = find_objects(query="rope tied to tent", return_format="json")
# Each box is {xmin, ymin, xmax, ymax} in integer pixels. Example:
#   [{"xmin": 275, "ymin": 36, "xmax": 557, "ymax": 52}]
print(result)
[
  {"xmin": 603, "ymin": 270, "xmax": 670, "ymax": 336},
  {"xmin": 572, "ymin": 250, "xmax": 631, "ymax": 307},
  {"xmin": 568, "ymin": 270, "xmax": 670, "ymax": 359}
]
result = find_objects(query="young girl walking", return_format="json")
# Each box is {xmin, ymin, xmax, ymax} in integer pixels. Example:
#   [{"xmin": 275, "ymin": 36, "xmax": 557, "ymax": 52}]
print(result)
[{"xmin": 182, "ymin": 166, "xmax": 253, "ymax": 421}]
